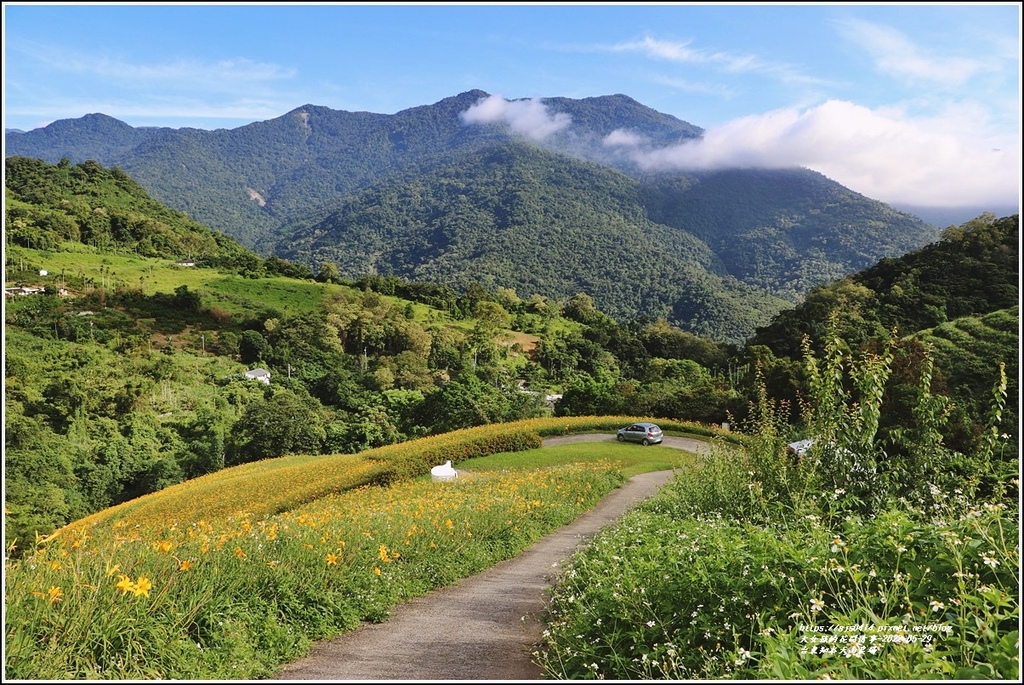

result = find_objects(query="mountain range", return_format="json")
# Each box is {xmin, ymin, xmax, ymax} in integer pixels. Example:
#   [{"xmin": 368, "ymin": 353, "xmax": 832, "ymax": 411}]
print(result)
[{"xmin": 5, "ymin": 90, "xmax": 944, "ymax": 342}]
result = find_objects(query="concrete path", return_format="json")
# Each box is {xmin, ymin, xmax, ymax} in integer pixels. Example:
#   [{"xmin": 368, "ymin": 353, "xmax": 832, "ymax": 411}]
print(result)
[{"xmin": 274, "ymin": 435, "xmax": 708, "ymax": 681}]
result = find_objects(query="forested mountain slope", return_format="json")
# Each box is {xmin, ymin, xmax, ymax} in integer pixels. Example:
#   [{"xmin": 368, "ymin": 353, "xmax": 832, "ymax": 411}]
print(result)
[
  {"xmin": 640, "ymin": 167, "xmax": 940, "ymax": 299},
  {"xmin": 4, "ymin": 156, "xmax": 263, "ymax": 270},
  {"xmin": 6, "ymin": 91, "xmax": 940, "ymax": 342},
  {"xmin": 279, "ymin": 141, "xmax": 787, "ymax": 344},
  {"xmin": 9, "ymin": 90, "xmax": 697, "ymax": 250},
  {"xmin": 750, "ymin": 213, "xmax": 1019, "ymax": 357}
]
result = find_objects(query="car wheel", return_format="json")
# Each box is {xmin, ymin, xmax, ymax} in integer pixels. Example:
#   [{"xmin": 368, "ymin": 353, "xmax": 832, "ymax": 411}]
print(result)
[
  {"xmin": 642, "ymin": 438, "xmax": 650, "ymax": 446},
  {"xmin": 617, "ymin": 434, "xmax": 625, "ymax": 442}
]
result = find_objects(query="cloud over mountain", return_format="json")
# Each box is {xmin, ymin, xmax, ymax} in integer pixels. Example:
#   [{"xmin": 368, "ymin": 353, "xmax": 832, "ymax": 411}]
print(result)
[
  {"xmin": 460, "ymin": 94, "xmax": 571, "ymax": 141},
  {"xmin": 608, "ymin": 100, "xmax": 1019, "ymax": 208}
]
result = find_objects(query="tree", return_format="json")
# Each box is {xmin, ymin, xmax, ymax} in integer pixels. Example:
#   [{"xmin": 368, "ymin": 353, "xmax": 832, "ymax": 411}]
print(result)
[
  {"xmin": 226, "ymin": 390, "xmax": 326, "ymax": 464},
  {"xmin": 238, "ymin": 329, "xmax": 272, "ymax": 364},
  {"xmin": 317, "ymin": 261, "xmax": 341, "ymax": 283},
  {"xmin": 473, "ymin": 300, "xmax": 513, "ymax": 331}
]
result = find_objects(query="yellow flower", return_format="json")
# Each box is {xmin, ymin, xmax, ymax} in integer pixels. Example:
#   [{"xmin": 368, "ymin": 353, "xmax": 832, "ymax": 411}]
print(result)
[
  {"xmin": 156, "ymin": 540, "xmax": 173, "ymax": 553},
  {"xmin": 133, "ymin": 576, "xmax": 152, "ymax": 598},
  {"xmin": 379, "ymin": 544, "xmax": 391, "ymax": 563},
  {"xmin": 234, "ymin": 546, "xmax": 246, "ymax": 559},
  {"xmin": 373, "ymin": 567, "xmax": 382, "ymax": 576},
  {"xmin": 116, "ymin": 574, "xmax": 135, "ymax": 595},
  {"xmin": 47, "ymin": 586, "xmax": 63, "ymax": 603},
  {"xmin": 178, "ymin": 560, "xmax": 192, "ymax": 571},
  {"xmin": 49, "ymin": 560, "xmax": 62, "ymax": 571},
  {"xmin": 326, "ymin": 554, "xmax": 338, "ymax": 566}
]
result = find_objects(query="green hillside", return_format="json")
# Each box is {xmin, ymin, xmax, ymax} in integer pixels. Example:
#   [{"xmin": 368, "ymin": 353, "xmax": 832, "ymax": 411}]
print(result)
[
  {"xmin": 4, "ymin": 158, "xmax": 1015, "ymax": 571},
  {"xmin": 641, "ymin": 166, "xmax": 940, "ymax": 299},
  {"xmin": 749, "ymin": 213, "xmax": 1019, "ymax": 358},
  {"xmin": 6, "ymin": 92, "xmax": 940, "ymax": 339},
  {"xmin": 4, "ymin": 156, "xmax": 261, "ymax": 270},
  {"xmin": 4, "ymin": 137, "xmax": 1016, "ymax": 685},
  {"xmin": 279, "ymin": 140, "xmax": 788, "ymax": 344}
]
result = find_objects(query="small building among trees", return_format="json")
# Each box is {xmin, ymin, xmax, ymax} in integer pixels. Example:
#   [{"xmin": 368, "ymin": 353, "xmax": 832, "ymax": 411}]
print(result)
[{"xmin": 244, "ymin": 368, "xmax": 271, "ymax": 385}]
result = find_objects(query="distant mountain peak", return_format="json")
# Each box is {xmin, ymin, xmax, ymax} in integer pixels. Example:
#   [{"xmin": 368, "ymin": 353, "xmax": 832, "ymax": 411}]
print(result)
[{"xmin": 4, "ymin": 91, "xmax": 941, "ymax": 342}]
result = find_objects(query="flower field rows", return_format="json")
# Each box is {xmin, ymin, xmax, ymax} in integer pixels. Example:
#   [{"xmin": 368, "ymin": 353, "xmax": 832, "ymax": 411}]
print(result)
[{"xmin": 6, "ymin": 416, "xmax": 702, "ymax": 679}]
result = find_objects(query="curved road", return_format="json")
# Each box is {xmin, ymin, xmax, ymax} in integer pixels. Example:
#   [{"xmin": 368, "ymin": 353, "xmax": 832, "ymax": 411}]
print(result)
[{"xmin": 275, "ymin": 434, "xmax": 709, "ymax": 681}]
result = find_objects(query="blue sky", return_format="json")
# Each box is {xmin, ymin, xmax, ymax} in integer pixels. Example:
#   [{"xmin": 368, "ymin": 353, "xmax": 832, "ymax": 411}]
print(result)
[{"xmin": 3, "ymin": 2, "xmax": 1020, "ymax": 211}]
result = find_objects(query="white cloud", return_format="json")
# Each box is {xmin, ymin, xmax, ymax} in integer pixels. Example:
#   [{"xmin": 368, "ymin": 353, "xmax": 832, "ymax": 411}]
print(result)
[
  {"xmin": 12, "ymin": 39, "xmax": 295, "ymax": 94},
  {"xmin": 610, "ymin": 35, "xmax": 755, "ymax": 73},
  {"xmin": 621, "ymin": 100, "xmax": 1020, "ymax": 208},
  {"xmin": 65, "ymin": 54, "xmax": 293, "ymax": 93},
  {"xmin": 603, "ymin": 129, "xmax": 647, "ymax": 147},
  {"xmin": 4, "ymin": 39, "xmax": 301, "ymax": 127},
  {"xmin": 460, "ymin": 94, "xmax": 571, "ymax": 141},
  {"xmin": 606, "ymin": 35, "xmax": 825, "ymax": 87},
  {"xmin": 838, "ymin": 18, "xmax": 988, "ymax": 86}
]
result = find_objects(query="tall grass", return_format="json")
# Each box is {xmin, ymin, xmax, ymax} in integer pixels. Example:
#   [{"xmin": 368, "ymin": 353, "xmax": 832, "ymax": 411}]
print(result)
[{"xmin": 536, "ymin": 328, "xmax": 1018, "ymax": 680}]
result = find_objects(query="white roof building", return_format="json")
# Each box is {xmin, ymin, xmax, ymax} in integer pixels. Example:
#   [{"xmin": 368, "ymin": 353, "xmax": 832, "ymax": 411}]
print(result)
[{"xmin": 245, "ymin": 368, "xmax": 271, "ymax": 384}]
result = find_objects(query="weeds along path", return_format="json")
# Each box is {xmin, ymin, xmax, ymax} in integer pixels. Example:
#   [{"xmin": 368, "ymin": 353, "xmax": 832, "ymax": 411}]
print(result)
[{"xmin": 275, "ymin": 434, "xmax": 710, "ymax": 681}]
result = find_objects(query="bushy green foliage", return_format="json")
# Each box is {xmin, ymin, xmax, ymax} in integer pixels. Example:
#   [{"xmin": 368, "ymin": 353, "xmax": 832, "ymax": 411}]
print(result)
[
  {"xmin": 5, "ymin": 156, "xmax": 259, "ymax": 268},
  {"xmin": 536, "ymin": 323, "xmax": 1018, "ymax": 680},
  {"xmin": 538, "ymin": 500, "xmax": 1017, "ymax": 680}
]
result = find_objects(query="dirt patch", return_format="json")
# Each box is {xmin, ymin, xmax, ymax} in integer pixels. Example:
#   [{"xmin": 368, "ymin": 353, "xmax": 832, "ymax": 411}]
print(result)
[{"xmin": 504, "ymin": 330, "xmax": 539, "ymax": 354}]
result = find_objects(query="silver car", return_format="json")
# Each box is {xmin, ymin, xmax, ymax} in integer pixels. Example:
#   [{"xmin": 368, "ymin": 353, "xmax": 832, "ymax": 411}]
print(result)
[{"xmin": 616, "ymin": 422, "xmax": 664, "ymax": 446}]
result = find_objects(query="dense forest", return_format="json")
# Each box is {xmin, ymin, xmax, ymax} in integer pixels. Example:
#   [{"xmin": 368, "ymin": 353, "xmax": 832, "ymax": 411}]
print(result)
[
  {"xmin": 3, "ymin": 157, "xmax": 1018, "ymax": 557},
  {"xmin": 278, "ymin": 141, "xmax": 789, "ymax": 343}
]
